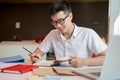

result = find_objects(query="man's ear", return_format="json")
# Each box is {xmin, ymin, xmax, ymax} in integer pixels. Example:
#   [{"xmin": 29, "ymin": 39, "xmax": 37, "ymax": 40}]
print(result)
[{"xmin": 69, "ymin": 12, "xmax": 73, "ymax": 20}]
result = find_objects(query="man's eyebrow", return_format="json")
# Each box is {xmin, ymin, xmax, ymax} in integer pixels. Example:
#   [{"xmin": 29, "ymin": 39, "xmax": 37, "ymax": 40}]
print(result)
[{"xmin": 52, "ymin": 18, "xmax": 64, "ymax": 22}]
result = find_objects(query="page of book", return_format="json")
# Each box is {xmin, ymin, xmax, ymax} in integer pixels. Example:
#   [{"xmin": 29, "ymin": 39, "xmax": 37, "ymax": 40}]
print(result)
[{"xmin": 33, "ymin": 57, "xmax": 70, "ymax": 67}]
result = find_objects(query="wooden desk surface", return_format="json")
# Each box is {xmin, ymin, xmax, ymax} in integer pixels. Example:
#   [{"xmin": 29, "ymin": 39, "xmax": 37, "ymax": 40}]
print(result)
[
  {"xmin": 0, "ymin": 60, "xmax": 91, "ymax": 80},
  {"xmin": 0, "ymin": 72, "xmax": 90, "ymax": 80}
]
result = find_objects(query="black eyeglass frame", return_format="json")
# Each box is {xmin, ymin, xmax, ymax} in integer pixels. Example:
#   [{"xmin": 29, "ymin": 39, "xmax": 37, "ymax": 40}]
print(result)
[{"xmin": 50, "ymin": 13, "xmax": 70, "ymax": 26}]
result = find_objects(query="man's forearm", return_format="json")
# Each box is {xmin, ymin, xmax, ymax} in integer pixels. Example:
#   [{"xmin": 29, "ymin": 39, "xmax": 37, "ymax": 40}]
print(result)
[{"xmin": 84, "ymin": 56, "xmax": 105, "ymax": 66}]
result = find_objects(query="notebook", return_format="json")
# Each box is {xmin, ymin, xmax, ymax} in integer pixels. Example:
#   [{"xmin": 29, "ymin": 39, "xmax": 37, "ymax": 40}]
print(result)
[
  {"xmin": 1, "ymin": 64, "xmax": 39, "ymax": 74},
  {"xmin": 33, "ymin": 57, "xmax": 70, "ymax": 67},
  {"xmin": 33, "ymin": 67, "xmax": 77, "ymax": 76},
  {"xmin": 72, "ymin": 35, "xmax": 120, "ymax": 80}
]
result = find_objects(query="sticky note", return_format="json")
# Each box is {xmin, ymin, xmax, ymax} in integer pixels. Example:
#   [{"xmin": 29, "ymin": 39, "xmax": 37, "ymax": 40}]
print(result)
[{"xmin": 45, "ymin": 76, "xmax": 61, "ymax": 80}]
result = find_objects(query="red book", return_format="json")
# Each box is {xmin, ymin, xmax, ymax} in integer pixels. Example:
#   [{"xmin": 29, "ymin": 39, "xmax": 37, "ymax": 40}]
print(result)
[{"xmin": 1, "ymin": 64, "xmax": 39, "ymax": 74}]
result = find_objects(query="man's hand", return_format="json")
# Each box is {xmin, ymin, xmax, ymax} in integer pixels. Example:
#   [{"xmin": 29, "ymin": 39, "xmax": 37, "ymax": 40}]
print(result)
[
  {"xmin": 69, "ymin": 56, "xmax": 86, "ymax": 68},
  {"xmin": 29, "ymin": 53, "xmax": 41, "ymax": 63}
]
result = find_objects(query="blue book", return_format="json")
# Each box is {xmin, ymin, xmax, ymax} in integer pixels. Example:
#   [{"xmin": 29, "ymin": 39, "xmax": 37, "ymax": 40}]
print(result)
[{"xmin": 0, "ymin": 55, "xmax": 24, "ymax": 63}]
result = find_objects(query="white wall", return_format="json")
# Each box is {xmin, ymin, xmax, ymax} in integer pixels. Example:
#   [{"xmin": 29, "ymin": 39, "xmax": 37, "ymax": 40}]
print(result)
[{"xmin": 109, "ymin": 0, "xmax": 120, "ymax": 40}]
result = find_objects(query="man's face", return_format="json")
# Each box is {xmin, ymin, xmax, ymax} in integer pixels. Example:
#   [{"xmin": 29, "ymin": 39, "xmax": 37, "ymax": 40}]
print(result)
[{"xmin": 51, "ymin": 11, "xmax": 72, "ymax": 34}]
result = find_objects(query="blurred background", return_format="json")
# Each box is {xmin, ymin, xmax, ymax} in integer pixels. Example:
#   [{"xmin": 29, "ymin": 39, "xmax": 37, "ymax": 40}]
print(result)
[{"xmin": 0, "ymin": 0, "xmax": 108, "ymax": 42}]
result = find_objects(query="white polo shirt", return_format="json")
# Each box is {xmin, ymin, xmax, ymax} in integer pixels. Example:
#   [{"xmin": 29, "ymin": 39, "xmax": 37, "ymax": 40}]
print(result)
[{"xmin": 39, "ymin": 24, "xmax": 107, "ymax": 59}]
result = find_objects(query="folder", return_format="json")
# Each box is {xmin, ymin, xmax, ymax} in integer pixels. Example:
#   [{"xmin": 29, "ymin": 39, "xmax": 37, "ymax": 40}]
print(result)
[
  {"xmin": 33, "ymin": 68, "xmax": 57, "ymax": 76},
  {"xmin": 0, "ymin": 55, "xmax": 24, "ymax": 63},
  {"xmin": 33, "ymin": 68, "xmax": 77, "ymax": 76},
  {"xmin": 1, "ymin": 64, "xmax": 39, "ymax": 74}
]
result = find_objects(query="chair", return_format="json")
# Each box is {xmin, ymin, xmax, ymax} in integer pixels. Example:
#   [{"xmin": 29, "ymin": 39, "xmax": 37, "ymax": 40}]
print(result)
[{"xmin": 35, "ymin": 35, "xmax": 46, "ymax": 43}]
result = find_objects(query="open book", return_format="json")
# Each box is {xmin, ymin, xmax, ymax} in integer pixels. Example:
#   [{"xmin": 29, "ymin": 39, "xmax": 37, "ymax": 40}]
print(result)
[{"xmin": 33, "ymin": 57, "xmax": 70, "ymax": 66}]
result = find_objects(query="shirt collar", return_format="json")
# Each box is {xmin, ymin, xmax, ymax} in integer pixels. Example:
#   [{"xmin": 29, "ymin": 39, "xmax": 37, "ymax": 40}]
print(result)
[
  {"xmin": 60, "ymin": 23, "xmax": 78, "ymax": 40},
  {"xmin": 72, "ymin": 23, "xmax": 78, "ymax": 38}
]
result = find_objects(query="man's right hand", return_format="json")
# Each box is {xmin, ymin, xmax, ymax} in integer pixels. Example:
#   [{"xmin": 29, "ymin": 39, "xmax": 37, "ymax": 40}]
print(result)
[{"xmin": 29, "ymin": 53, "xmax": 41, "ymax": 63}]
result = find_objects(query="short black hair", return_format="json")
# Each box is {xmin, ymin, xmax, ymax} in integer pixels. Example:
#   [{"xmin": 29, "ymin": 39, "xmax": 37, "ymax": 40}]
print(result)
[{"xmin": 49, "ymin": 0, "xmax": 72, "ymax": 16}]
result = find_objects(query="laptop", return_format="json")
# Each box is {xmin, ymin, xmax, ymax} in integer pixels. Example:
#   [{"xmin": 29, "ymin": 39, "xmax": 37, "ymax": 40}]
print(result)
[{"xmin": 72, "ymin": 34, "xmax": 120, "ymax": 80}]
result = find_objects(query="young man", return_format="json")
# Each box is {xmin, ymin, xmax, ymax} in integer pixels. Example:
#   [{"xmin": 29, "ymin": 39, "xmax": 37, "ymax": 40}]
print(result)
[{"xmin": 30, "ymin": 0, "xmax": 107, "ymax": 67}]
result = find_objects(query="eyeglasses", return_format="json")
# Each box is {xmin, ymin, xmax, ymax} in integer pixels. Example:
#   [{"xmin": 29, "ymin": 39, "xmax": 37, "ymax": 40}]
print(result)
[{"xmin": 51, "ymin": 13, "xmax": 69, "ymax": 26}]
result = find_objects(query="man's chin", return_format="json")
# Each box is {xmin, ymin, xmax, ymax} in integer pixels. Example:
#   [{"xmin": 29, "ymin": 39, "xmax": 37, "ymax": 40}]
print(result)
[{"xmin": 60, "ymin": 29, "xmax": 65, "ymax": 34}]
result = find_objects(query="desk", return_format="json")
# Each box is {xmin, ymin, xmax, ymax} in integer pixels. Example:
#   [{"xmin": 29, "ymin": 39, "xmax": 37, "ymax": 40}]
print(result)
[
  {"xmin": 0, "ymin": 61, "xmax": 92, "ymax": 80},
  {"xmin": 0, "ymin": 72, "xmax": 90, "ymax": 80},
  {"xmin": 0, "ymin": 68, "xmax": 90, "ymax": 80},
  {"xmin": 0, "ymin": 40, "xmax": 46, "ymax": 60}
]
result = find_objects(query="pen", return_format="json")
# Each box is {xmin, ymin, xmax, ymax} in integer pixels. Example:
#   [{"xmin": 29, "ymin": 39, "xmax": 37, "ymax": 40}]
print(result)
[
  {"xmin": 23, "ymin": 47, "xmax": 39, "ymax": 59},
  {"xmin": 23, "ymin": 47, "xmax": 32, "ymax": 54}
]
